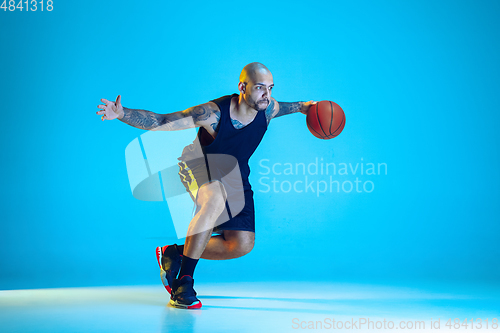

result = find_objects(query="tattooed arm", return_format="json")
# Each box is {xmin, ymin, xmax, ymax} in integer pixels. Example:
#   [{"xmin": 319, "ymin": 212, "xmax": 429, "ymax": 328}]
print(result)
[
  {"xmin": 267, "ymin": 99, "xmax": 317, "ymax": 122},
  {"xmin": 120, "ymin": 103, "xmax": 218, "ymax": 131},
  {"xmin": 97, "ymin": 95, "xmax": 218, "ymax": 131}
]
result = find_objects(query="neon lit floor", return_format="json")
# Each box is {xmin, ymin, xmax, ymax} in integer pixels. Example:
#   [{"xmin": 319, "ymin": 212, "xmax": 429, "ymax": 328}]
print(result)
[{"xmin": 1, "ymin": 281, "xmax": 498, "ymax": 332}]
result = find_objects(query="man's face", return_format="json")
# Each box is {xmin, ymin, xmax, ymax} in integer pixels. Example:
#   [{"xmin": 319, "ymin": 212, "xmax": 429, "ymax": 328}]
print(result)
[{"xmin": 243, "ymin": 72, "xmax": 274, "ymax": 112}]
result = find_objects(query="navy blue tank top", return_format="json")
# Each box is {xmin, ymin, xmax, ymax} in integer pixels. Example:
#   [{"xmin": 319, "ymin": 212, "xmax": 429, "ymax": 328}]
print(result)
[{"xmin": 198, "ymin": 93, "xmax": 268, "ymax": 190}]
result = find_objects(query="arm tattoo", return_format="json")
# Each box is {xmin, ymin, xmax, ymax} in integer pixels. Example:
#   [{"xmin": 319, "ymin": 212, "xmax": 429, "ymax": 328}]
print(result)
[
  {"xmin": 265, "ymin": 99, "xmax": 276, "ymax": 125},
  {"xmin": 275, "ymin": 101, "xmax": 303, "ymax": 118},
  {"xmin": 119, "ymin": 105, "xmax": 213, "ymax": 131},
  {"xmin": 119, "ymin": 107, "xmax": 168, "ymax": 130},
  {"xmin": 191, "ymin": 105, "xmax": 212, "ymax": 123},
  {"xmin": 210, "ymin": 111, "xmax": 221, "ymax": 131}
]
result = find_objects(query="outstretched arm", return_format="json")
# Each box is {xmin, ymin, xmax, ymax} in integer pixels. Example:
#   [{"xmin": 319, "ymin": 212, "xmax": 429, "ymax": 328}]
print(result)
[
  {"xmin": 97, "ymin": 95, "xmax": 217, "ymax": 131},
  {"xmin": 270, "ymin": 100, "xmax": 317, "ymax": 120},
  {"xmin": 119, "ymin": 104, "xmax": 215, "ymax": 131}
]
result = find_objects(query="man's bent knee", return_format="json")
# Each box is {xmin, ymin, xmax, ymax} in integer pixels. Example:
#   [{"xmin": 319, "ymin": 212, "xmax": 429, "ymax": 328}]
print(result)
[
  {"xmin": 238, "ymin": 240, "xmax": 254, "ymax": 256},
  {"xmin": 197, "ymin": 181, "xmax": 227, "ymax": 217},
  {"xmin": 224, "ymin": 230, "xmax": 255, "ymax": 257}
]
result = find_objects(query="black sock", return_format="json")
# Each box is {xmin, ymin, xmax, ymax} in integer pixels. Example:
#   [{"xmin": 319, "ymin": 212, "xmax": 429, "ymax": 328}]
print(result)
[
  {"xmin": 178, "ymin": 255, "xmax": 199, "ymax": 279},
  {"xmin": 177, "ymin": 244, "xmax": 184, "ymax": 255}
]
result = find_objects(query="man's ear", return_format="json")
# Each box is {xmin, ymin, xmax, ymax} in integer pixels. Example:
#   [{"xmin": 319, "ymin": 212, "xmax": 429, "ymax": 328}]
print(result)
[{"xmin": 238, "ymin": 82, "xmax": 246, "ymax": 94}]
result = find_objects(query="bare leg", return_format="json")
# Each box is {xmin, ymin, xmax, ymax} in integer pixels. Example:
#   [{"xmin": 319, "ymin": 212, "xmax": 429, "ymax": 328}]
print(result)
[
  {"xmin": 183, "ymin": 181, "xmax": 226, "ymax": 259},
  {"xmin": 200, "ymin": 230, "xmax": 254, "ymax": 260},
  {"xmin": 182, "ymin": 181, "xmax": 254, "ymax": 260}
]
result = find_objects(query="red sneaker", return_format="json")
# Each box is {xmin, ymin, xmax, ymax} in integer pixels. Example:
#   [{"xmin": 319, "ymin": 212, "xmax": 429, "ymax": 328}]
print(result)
[{"xmin": 155, "ymin": 244, "xmax": 182, "ymax": 295}]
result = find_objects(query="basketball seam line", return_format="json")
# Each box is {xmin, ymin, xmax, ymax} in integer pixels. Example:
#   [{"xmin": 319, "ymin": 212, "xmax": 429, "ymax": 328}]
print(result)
[
  {"xmin": 328, "ymin": 101, "xmax": 334, "ymax": 135},
  {"xmin": 307, "ymin": 105, "xmax": 324, "ymax": 138},
  {"xmin": 309, "ymin": 123, "xmax": 324, "ymax": 138},
  {"xmin": 329, "ymin": 113, "xmax": 345, "ymax": 138},
  {"xmin": 316, "ymin": 102, "xmax": 328, "ymax": 138}
]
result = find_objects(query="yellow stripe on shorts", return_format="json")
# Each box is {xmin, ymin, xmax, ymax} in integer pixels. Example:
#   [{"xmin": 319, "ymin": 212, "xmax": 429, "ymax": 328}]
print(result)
[{"xmin": 178, "ymin": 161, "xmax": 199, "ymax": 203}]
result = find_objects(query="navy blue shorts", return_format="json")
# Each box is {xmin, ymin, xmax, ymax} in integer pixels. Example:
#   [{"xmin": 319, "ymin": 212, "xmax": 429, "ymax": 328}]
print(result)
[{"xmin": 177, "ymin": 158, "xmax": 255, "ymax": 233}]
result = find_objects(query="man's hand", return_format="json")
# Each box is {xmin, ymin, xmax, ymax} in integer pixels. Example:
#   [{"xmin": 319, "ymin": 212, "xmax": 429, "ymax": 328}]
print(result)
[
  {"xmin": 97, "ymin": 95, "xmax": 124, "ymax": 121},
  {"xmin": 300, "ymin": 100, "xmax": 317, "ymax": 114}
]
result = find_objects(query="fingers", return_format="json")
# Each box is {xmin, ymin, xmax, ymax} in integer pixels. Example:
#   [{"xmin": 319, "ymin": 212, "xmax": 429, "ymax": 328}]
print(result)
[
  {"xmin": 96, "ymin": 109, "xmax": 107, "ymax": 119},
  {"xmin": 98, "ymin": 98, "xmax": 114, "ymax": 121},
  {"xmin": 97, "ymin": 103, "xmax": 106, "ymax": 116},
  {"xmin": 116, "ymin": 94, "xmax": 121, "ymax": 106}
]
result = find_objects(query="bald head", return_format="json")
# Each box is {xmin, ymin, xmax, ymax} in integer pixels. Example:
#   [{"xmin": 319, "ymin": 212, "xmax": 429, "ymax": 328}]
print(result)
[
  {"xmin": 238, "ymin": 62, "xmax": 274, "ymax": 112},
  {"xmin": 239, "ymin": 62, "xmax": 272, "ymax": 84}
]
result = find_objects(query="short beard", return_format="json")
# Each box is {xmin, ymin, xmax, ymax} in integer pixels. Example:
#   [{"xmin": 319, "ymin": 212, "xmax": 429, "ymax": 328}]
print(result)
[
  {"xmin": 249, "ymin": 97, "xmax": 269, "ymax": 112},
  {"xmin": 254, "ymin": 103, "xmax": 268, "ymax": 112}
]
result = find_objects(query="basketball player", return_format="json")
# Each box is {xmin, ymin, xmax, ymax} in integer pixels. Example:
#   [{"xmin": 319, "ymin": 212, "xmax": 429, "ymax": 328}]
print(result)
[{"xmin": 97, "ymin": 62, "xmax": 316, "ymax": 309}]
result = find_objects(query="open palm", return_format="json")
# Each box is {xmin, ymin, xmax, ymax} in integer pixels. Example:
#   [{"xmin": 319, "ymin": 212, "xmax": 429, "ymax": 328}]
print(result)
[{"xmin": 97, "ymin": 95, "xmax": 123, "ymax": 120}]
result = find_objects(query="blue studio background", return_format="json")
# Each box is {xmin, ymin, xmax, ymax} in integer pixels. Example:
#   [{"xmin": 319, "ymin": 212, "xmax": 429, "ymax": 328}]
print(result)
[{"xmin": 0, "ymin": 0, "xmax": 499, "ymax": 290}]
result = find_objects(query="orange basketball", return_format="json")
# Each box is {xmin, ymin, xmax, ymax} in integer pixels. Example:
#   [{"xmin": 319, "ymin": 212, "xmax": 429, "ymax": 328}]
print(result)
[{"xmin": 306, "ymin": 101, "xmax": 345, "ymax": 139}]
